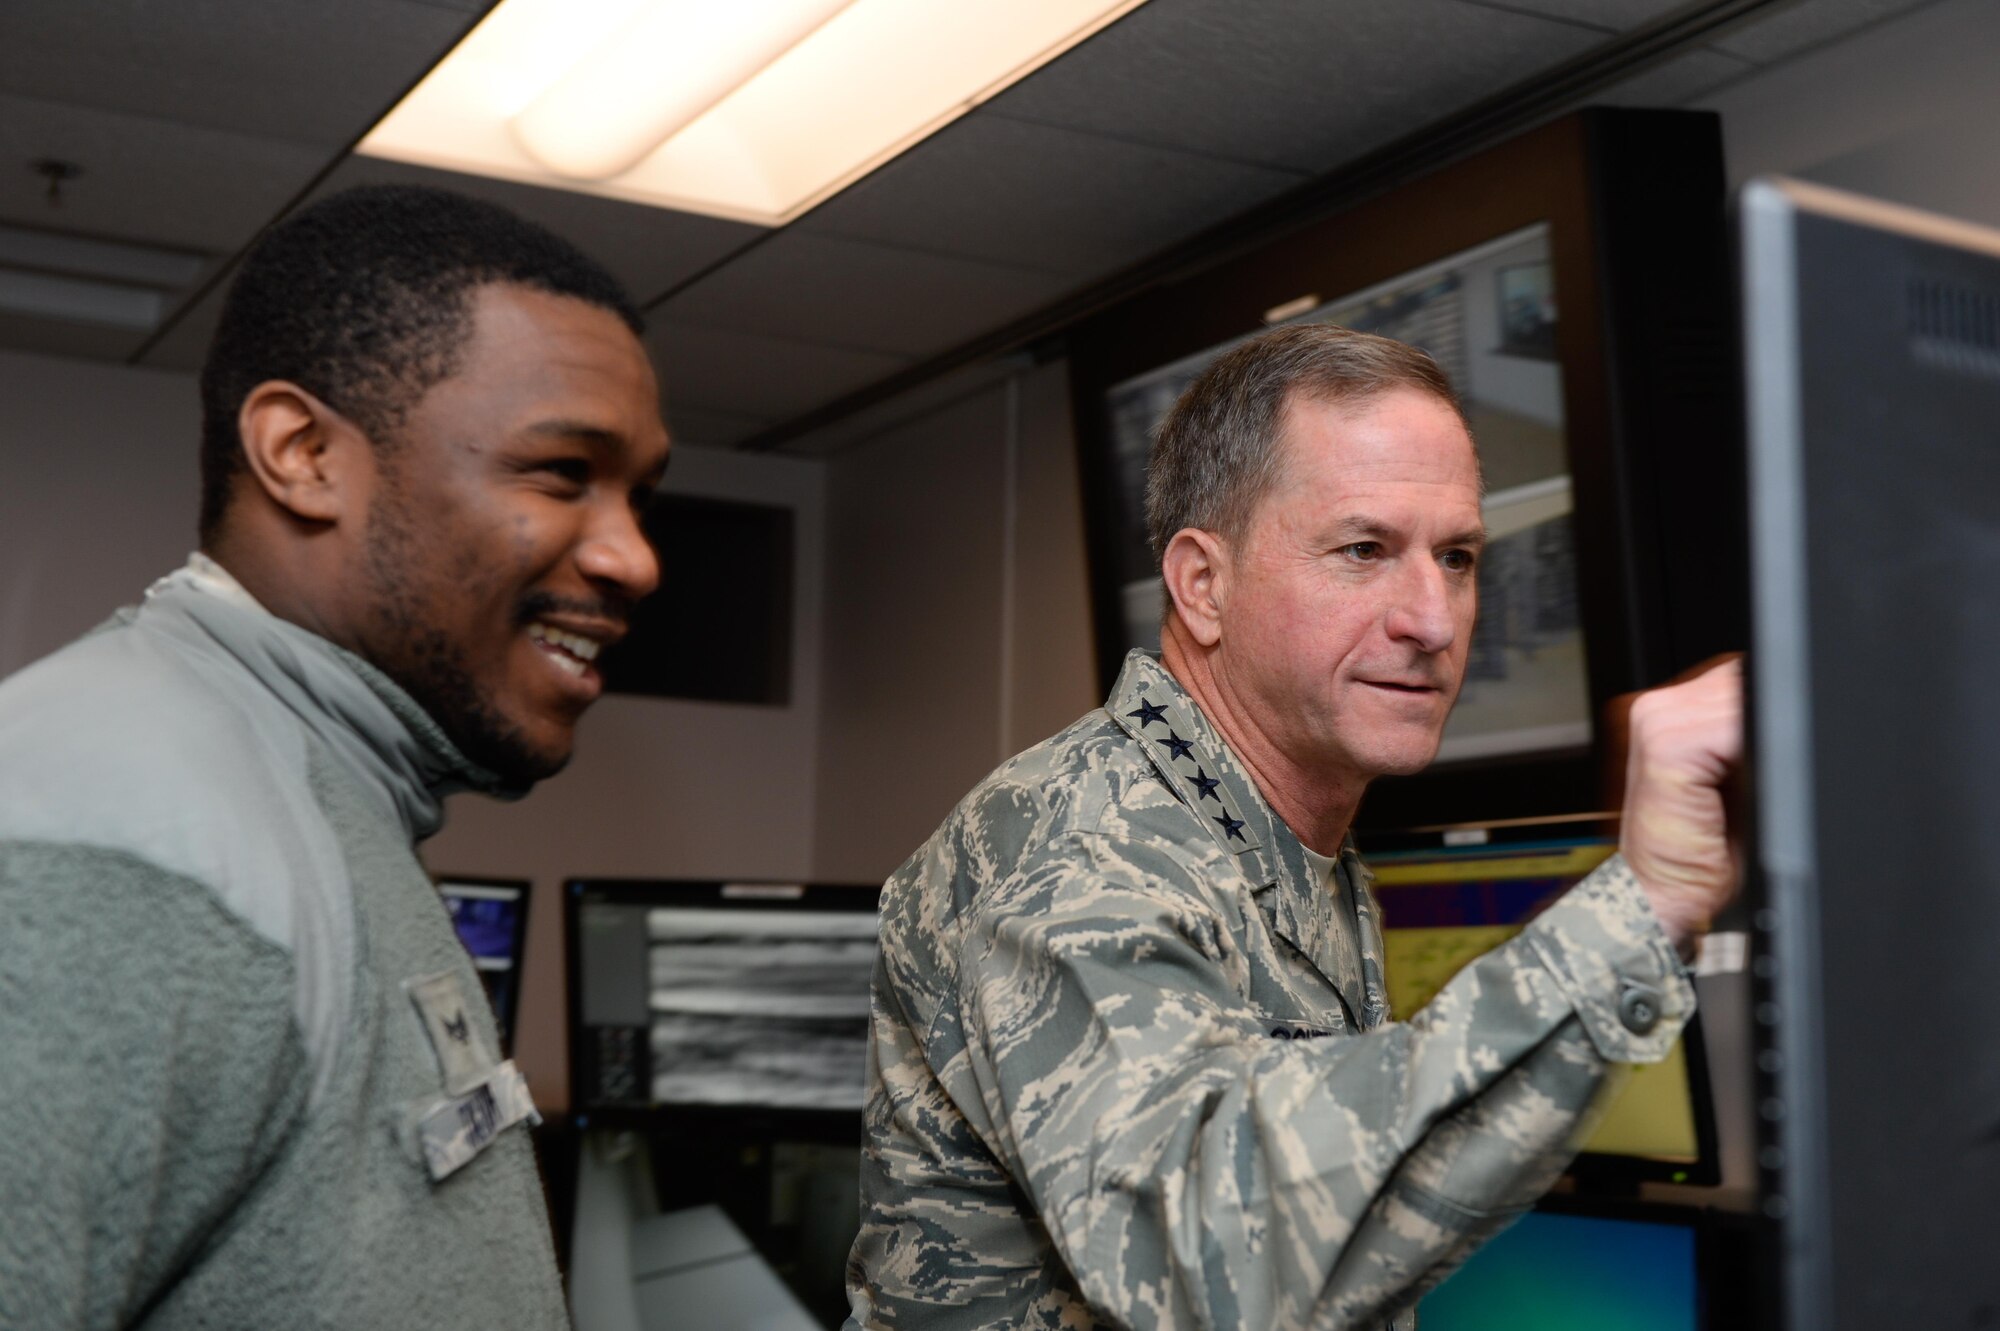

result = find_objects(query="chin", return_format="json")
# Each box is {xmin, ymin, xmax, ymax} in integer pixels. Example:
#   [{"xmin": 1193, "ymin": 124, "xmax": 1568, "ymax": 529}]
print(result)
[
  {"xmin": 438, "ymin": 697, "xmax": 576, "ymax": 787},
  {"xmin": 1359, "ymin": 735, "xmax": 1447, "ymax": 779}
]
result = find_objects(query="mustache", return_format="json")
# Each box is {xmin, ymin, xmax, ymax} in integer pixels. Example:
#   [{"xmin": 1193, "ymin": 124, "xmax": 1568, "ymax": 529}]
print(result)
[{"xmin": 515, "ymin": 589, "xmax": 637, "ymax": 630}]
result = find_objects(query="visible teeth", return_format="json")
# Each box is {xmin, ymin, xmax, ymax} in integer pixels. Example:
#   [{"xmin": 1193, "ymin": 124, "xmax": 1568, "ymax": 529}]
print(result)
[{"xmin": 527, "ymin": 622, "xmax": 602, "ymax": 666}]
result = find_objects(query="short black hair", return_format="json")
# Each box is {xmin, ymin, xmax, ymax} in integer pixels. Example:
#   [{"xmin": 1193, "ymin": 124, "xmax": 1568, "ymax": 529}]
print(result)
[{"xmin": 197, "ymin": 184, "xmax": 644, "ymax": 542}]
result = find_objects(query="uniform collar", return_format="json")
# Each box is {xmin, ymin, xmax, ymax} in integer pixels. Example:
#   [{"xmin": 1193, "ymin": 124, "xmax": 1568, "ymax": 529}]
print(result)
[{"xmin": 1107, "ymin": 650, "xmax": 1388, "ymax": 1020}]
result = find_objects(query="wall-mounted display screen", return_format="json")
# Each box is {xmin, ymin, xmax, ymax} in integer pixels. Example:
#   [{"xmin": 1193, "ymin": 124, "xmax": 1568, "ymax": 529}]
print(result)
[
  {"xmin": 1101, "ymin": 223, "xmax": 1590, "ymax": 764},
  {"xmin": 602, "ymin": 493, "xmax": 794, "ymax": 705},
  {"xmin": 568, "ymin": 880, "xmax": 881, "ymax": 1118}
]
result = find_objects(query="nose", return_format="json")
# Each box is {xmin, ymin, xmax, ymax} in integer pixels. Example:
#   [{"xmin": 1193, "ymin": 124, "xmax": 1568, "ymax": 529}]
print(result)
[
  {"xmin": 1382, "ymin": 557, "xmax": 1460, "ymax": 655},
  {"xmin": 576, "ymin": 498, "xmax": 661, "ymax": 603}
]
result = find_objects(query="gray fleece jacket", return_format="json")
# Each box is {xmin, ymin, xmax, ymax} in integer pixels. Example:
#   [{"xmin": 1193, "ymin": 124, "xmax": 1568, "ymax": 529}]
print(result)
[{"xmin": 0, "ymin": 560, "xmax": 568, "ymax": 1329}]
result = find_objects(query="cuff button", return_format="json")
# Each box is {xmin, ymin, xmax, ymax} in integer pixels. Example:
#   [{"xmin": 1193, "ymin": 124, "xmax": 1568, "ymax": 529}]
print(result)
[{"xmin": 1618, "ymin": 981, "xmax": 1663, "ymax": 1035}]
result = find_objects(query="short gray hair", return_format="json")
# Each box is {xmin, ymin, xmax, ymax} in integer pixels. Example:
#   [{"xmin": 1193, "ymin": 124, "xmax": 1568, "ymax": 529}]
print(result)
[{"xmin": 1142, "ymin": 323, "xmax": 1465, "ymax": 561}]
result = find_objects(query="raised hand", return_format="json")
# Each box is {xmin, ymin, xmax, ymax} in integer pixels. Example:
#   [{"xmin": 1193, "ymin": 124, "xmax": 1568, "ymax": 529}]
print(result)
[{"xmin": 1615, "ymin": 655, "xmax": 1745, "ymax": 958}]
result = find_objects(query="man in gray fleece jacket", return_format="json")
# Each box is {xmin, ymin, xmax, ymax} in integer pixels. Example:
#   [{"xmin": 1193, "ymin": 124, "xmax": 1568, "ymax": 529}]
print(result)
[{"xmin": 0, "ymin": 186, "xmax": 669, "ymax": 1328}]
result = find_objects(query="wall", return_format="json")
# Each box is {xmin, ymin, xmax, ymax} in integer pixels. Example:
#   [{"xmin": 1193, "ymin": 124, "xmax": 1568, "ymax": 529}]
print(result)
[
  {"xmin": 0, "ymin": 348, "xmax": 202, "ymax": 675},
  {"xmin": 811, "ymin": 360, "xmax": 1096, "ymax": 883},
  {"xmin": 1698, "ymin": 0, "xmax": 2000, "ymax": 225}
]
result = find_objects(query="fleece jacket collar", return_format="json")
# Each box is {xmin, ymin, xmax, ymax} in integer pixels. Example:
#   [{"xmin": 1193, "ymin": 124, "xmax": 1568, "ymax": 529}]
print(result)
[{"xmin": 143, "ymin": 558, "xmax": 524, "ymax": 840}]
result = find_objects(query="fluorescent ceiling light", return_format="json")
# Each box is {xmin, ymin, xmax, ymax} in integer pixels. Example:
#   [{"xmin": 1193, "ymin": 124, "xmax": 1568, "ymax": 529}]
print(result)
[
  {"xmin": 0, "ymin": 223, "xmax": 205, "ymax": 331},
  {"xmin": 0, "ymin": 269, "xmax": 166, "ymax": 331},
  {"xmin": 358, "ymin": 0, "xmax": 1151, "ymax": 226},
  {"xmin": 0, "ymin": 224, "xmax": 205, "ymax": 289}
]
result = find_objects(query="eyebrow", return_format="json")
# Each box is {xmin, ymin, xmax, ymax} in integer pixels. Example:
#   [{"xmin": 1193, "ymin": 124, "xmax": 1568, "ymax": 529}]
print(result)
[
  {"xmin": 1331, "ymin": 515, "xmax": 1488, "ymax": 548},
  {"xmin": 522, "ymin": 419, "xmax": 625, "ymax": 449}
]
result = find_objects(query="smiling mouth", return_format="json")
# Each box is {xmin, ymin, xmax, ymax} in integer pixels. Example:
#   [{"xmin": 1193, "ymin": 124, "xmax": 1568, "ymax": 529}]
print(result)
[
  {"xmin": 1361, "ymin": 680, "xmax": 1442, "ymax": 694},
  {"xmin": 526, "ymin": 621, "xmax": 606, "ymax": 678}
]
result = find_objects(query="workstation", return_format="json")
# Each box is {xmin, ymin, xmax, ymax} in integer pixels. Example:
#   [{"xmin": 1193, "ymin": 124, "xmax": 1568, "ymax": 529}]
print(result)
[{"xmin": 2, "ymin": 3, "xmax": 1995, "ymax": 1329}]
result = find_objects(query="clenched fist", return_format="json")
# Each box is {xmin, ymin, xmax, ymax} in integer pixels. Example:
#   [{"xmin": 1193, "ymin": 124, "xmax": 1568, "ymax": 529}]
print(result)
[{"xmin": 1616, "ymin": 656, "xmax": 1745, "ymax": 959}]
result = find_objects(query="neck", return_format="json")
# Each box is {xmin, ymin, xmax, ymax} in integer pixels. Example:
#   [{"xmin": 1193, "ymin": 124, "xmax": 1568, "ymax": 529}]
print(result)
[
  {"xmin": 202, "ymin": 529, "xmax": 346, "ymax": 648},
  {"xmin": 1160, "ymin": 617, "xmax": 1366, "ymax": 856}
]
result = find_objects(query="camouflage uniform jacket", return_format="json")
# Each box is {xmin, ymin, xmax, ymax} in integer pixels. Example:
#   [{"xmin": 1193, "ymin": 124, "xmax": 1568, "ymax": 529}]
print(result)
[{"xmin": 846, "ymin": 650, "xmax": 1694, "ymax": 1331}]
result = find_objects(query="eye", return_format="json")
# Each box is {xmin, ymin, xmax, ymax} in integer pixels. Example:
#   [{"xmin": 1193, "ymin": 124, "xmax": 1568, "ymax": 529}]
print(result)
[
  {"xmin": 1338, "ymin": 541, "xmax": 1384, "ymax": 562},
  {"xmin": 533, "ymin": 458, "xmax": 591, "ymax": 490},
  {"xmin": 1440, "ymin": 547, "xmax": 1478, "ymax": 573}
]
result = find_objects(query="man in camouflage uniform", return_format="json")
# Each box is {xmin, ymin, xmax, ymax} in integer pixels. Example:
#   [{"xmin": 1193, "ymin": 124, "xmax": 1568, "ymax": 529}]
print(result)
[{"xmin": 846, "ymin": 324, "xmax": 1742, "ymax": 1330}]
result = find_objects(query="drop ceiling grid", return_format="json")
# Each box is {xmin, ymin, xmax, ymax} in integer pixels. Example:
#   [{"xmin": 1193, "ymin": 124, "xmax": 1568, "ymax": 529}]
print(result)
[
  {"xmin": 644, "ymin": 320, "xmax": 912, "ymax": 425},
  {"xmin": 0, "ymin": 92, "xmax": 328, "ymax": 255},
  {"xmin": 973, "ymin": 0, "xmax": 1613, "ymax": 174},
  {"xmin": 650, "ymin": 230, "xmax": 1077, "ymax": 360},
  {"xmin": 0, "ymin": 0, "xmax": 1959, "ymax": 438},
  {"xmin": 0, "ymin": 0, "xmax": 474, "ymax": 149}
]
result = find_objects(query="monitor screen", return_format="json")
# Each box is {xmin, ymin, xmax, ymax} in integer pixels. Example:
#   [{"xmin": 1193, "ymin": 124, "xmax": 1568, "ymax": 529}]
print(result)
[
  {"xmin": 568, "ymin": 880, "xmax": 881, "ymax": 1119},
  {"xmin": 1359, "ymin": 818, "xmax": 1715, "ymax": 1183},
  {"xmin": 1420, "ymin": 1205, "xmax": 1699, "ymax": 1331},
  {"xmin": 437, "ymin": 877, "xmax": 531, "ymax": 1051}
]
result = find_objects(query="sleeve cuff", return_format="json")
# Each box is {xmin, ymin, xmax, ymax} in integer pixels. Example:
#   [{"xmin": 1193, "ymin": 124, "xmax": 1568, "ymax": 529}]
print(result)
[{"xmin": 1520, "ymin": 853, "xmax": 1696, "ymax": 1064}]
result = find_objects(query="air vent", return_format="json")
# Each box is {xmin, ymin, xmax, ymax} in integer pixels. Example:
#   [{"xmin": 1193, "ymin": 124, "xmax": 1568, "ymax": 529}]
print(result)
[{"xmin": 1908, "ymin": 276, "xmax": 2000, "ymax": 379}]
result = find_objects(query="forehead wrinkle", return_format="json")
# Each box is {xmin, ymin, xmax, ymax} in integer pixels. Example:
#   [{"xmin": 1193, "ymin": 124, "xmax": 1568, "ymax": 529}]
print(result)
[{"xmin": 1326, "ymin": 512, "xmax": 1488, "ymax": 546}]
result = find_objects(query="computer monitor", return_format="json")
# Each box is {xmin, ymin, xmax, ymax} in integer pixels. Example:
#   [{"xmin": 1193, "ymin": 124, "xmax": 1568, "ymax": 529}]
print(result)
[
  {"xmin": 437, "ymin": 877, "xmax": 531, "ymax": 1052},
  {"xmin": 565, "ymin": 879, "xmax": 882, "ymax": 1121},
  {"xmin": 1419, "ymin": 1200, "xmax": 1702, "ymax": 1331},
  {"xmin": 1742, "ymin": 176, "xmax": 2000, "ymax": 1329},
  {"xmin": 1357, "ymin": 816, "xmax": 1720, "ymax": 1188},
  {"xmin": 565, "ymin": 878, "xmax": 882, "ymax": 1327}
]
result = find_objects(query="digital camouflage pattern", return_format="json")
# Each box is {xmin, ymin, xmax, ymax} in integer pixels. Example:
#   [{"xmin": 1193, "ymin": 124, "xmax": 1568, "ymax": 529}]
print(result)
[{"xmin": 846, "ymin": 651, "xmax": 1694, "ymax": 1331}]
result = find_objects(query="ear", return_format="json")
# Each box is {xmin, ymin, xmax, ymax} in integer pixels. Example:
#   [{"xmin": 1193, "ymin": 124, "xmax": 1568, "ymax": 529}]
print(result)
[
  {"xmin": 235, "ymin": 382, "xmax": 366, "ymax": 525},
  {"xmin": 1161, "ymin": 526, "xmax": 1230, "ymax": 648}
]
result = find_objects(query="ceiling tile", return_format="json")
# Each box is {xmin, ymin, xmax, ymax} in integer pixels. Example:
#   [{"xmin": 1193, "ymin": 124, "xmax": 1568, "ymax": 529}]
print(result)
[
  {"xmin": 0, "ymin": 93, "xmax": 327, "ymax": 252},
  {"xmin": 800, "ymin": 114, "xmax": 1303, "ymax": 278},
  {"xmin": 980, "ymin": 0, "xmax": 1605, "ymax": 175},
  {"xmin": 0, "ymin": 0, "xmax": 472, "ymax": 149},
  {"xmin": 1573, "ymin": 44, "xmax": 1758, "ymax": 107},
  {"xmin": 767, "ymin": 356, "xmax": 1029, "ymax": 458},
  {"xmin": 1479, "ymin": 0, "xmax": 1690, "ymax": 29},
  {"xmin": 301, "ymin": 156, "xmax": 767, "ymax": 309},
  {"xmin": 652, "ymin": 232, "xmax": 1074, "ymax": 359},
  {"xmin": 645, "ymin": 322, "xmax": 911, "ymax": 421},
  {"xmin": 1709, "ymin": 0, "xmax": 1936, "ymax": 62}
]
